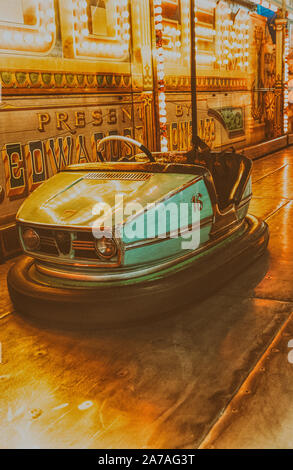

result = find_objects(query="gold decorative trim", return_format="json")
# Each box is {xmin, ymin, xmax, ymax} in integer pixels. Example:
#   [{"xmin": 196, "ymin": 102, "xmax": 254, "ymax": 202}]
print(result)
[
  {"xmin": 0, "ymin": 71, "xmax": 132, "ymax": 95},
  {"xmin": 0, "ymin": 70, "xmax": 249, "ymax": 94},
  {"xmin": 166, "ymin": 75, "xmax": 248, "ymax": 91}
]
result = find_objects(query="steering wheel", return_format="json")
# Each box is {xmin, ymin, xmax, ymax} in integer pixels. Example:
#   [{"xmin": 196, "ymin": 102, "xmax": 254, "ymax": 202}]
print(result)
[{"xmin": 96, "ymin": 135, "xmax": 155, "ymax": 162}]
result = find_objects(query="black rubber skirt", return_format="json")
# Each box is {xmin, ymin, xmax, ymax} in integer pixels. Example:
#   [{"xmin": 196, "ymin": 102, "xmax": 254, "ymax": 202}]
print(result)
[{"xmin": 7, "ymin": 215, "xmax": 269, "ymax": 327}]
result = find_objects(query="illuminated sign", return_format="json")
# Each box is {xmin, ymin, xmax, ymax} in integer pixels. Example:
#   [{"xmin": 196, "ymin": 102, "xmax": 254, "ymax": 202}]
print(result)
[
  {"xmin": 0, "ymin": 0, "xmax": 24, "ymax": 23},
  {"xmin": 216, "ymin": 2, "xmax": 249, "ymax": 70},
  {"xmin": 0, "ymin": 0, "xmax": 56, "ymax": 54},
  {"xmin": 72, "ymin": 0, "xmax": 130, "ymax": 60}
]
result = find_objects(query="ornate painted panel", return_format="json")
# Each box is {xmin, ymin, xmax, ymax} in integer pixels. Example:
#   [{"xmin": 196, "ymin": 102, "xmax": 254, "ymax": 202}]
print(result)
[{"xmin": 0, "ymin": 0, "xmax": 287, "ymax": 261}]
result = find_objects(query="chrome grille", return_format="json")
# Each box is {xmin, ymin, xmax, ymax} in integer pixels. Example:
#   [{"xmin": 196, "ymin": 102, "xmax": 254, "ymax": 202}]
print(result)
[
  {"xmin": 85, "ymin": 172, "xmax": 151, "ymax": 181},
  {"xmin": 72, "ymin": 240, "xmax": 95, "ymax": 251},
  {"xmin": 21, "ymin": 227, "xmax": 97, "ymax": 261},
  {"xmin": 20, "ymin": 225, "xmax": 120, "ymax": 266},
  {"xmin": 72, "ymin": 232, "xmax": 97, "ymax": 260}
]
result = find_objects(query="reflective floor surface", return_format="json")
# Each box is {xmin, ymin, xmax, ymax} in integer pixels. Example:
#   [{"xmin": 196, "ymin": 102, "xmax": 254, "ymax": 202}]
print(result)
[{"xmin": 1, "ymin": 147, "xmax": 293, "ymax": 449}]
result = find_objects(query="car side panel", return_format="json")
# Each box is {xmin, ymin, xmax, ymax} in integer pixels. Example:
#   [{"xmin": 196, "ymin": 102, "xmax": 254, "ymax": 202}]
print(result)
[{"xmin": 123, "ymin": 178, "xmax": 213, "ymax": 267}]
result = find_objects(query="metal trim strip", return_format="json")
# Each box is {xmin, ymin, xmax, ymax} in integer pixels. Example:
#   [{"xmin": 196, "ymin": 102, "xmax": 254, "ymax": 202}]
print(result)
[
  {"xmin": 124, "ymin": 215, "xmax": 214, "ymax": 251},
  {"xmin": 34, "ymin": 217, "xmax": 247, "ymax": 282}
]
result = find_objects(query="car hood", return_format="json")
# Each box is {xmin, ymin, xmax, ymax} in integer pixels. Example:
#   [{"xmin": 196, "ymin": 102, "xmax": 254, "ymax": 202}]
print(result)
[{"xmin": 17, "ymin": 169, "xmax": 197, "ymax": 228}]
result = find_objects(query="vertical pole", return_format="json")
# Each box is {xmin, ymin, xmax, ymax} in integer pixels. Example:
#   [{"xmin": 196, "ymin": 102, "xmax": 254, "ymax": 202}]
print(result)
[
  {"xmin": 150, "ymin": 0, "xmax": 162, "ymax": 152},
  {"xmin": 275, "ymin": 16, "xmax": 287, "ymax": 136},
  {"xmin": 151, "ymin": 0, "xmax": 168, "ymax": 152},
  {"xmin": 190, "ymin": 0, "xmax": 198, "ymax": 150}
]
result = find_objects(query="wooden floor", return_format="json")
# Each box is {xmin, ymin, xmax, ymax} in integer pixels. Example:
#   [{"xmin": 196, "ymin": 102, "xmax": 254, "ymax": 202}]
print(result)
[{"xmin": 1, "ymin": 148, "xmax": 293, "ymax": 449}]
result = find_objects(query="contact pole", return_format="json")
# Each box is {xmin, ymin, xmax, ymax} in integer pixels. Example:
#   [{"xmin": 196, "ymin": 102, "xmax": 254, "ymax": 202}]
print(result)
[{"xmin": 190, "ymin": 0, "xmax": 198, "ymax": 150}]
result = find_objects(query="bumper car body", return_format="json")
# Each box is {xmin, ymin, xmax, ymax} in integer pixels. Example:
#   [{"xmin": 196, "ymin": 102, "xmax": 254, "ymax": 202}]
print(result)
[{"xmin": 7, "ymin": 136, "xmax": 269, "ymax": 326}]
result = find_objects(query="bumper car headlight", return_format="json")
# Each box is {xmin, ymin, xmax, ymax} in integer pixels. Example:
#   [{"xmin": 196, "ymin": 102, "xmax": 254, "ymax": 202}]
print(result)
[
  {"xmin": 22, "ymin": 228, "xmax": 40, "ymax": 251},
  {"xmin": 95, "ymin": 237, "xmax": 117, "ymax": 260}
]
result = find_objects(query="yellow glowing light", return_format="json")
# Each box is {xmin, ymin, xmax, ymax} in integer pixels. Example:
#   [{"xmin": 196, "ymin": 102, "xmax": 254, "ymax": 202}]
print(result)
[
  {"xmin": 196, "ymin": 0, "xmax": 216, "ymax": 9},
  {"xmin": 195, "ymin": 26, "xmax": 216, "ymax": 38},
  {"xmin": 154, "ymin": 0, "xmax": 168, "ymax": 152},
  {"xmin": 160, "ymin": 3, "xmax": 182, "ymax": 62},
  {"xmin": 72, "ymin": 0, "xmax": 130, "ymax": 60},
  {"xmin": 197, "ymin": 53, "xmax": 216, "ymax": 64},
  {"xmin": 0, "ymin": 0, "xmax": 55, "ymax": 54},
  {"xmin": 216, "ymin": 3, "xmax": 249, "ymax": 71},
  {"xmin": 284, "ymin": 30, "xmax": 289, "ymax": 133}
]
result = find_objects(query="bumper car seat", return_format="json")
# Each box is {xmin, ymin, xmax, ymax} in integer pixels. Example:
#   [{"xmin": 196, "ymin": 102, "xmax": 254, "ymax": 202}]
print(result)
[{"xmin": 187, "ymin": 141, "xmax": 252, "ymax": 212}]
